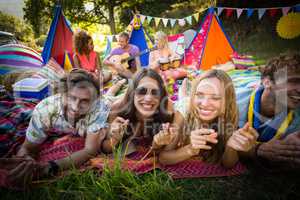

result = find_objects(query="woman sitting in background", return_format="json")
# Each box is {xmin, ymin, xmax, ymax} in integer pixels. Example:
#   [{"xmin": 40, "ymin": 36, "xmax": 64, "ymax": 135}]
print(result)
[
  {"xmin": 158, "ymin": 69, "xmax": 258, "ymax": 168},
  {"xmin": 73, "ymin": 30, "xmax": 111, "ymax": 84},
  {"xmin": 102, "ymin": 68, "xmax": 175, "ymax": 155},
  {"xmin": 149, "ymin": 31, "xmax": 186, "ymax": 80}
]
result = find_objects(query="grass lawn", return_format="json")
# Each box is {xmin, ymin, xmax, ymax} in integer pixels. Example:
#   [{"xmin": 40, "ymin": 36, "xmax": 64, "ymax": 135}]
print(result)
[{"xmin": 1, "ymin": 161, "xmax": 300, "ymax": 200}]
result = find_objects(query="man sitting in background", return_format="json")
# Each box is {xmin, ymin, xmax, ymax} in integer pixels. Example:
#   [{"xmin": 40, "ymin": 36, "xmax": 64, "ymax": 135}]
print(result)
[{"xmin": 103, "ymin": 32, "xmax": 141, "ymax": 79}]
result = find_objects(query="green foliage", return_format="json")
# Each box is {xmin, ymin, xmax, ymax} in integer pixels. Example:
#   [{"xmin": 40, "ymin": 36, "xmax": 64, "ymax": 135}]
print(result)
[
  {"xmin": 0, "ymin": 147, "xmax": 181, "ymax": 200},
  {"xmin": 1, "ymin": 165, "xmax": 300, "ymax": 200},
  {"xmin": 220, "ymin": 13, "xmax": 300, "ymax": 60},
  {"xmin": 0, "ymin": 11, "xmax": 36, "ymax": 48}
]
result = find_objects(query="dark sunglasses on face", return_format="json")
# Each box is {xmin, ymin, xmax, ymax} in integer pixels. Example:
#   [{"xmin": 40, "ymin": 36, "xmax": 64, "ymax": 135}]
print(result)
[{"xmin": 135, "ymin": 87, "xmax": 160, "ymax": 97}]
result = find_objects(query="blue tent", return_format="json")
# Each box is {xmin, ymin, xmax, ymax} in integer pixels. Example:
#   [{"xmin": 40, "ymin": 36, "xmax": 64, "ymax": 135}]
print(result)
[{"xmin": 129, "ymin": 25, "xmax": 150, "ymax": 67}]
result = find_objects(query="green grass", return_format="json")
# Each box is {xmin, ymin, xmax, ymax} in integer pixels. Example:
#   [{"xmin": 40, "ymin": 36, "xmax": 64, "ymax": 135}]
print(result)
[{"xmin": 1, "ymin": 161, "xmax": 300, "ymax": 200}]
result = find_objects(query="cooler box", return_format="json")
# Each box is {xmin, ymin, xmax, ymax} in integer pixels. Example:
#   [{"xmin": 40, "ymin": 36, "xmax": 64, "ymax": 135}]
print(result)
[{"xmin": 13, "ymin": 78, "xmax": 49, "ymax": 100}]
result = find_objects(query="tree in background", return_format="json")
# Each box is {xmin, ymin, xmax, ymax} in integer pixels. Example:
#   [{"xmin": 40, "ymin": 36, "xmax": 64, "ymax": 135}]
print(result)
[
  {"xmin": 23, "ymin": 0, "xmax": 200, "ymax": 36},
  {"xmin": 0, "ymin": 11, "xmax": 35, "ymax": 47}
]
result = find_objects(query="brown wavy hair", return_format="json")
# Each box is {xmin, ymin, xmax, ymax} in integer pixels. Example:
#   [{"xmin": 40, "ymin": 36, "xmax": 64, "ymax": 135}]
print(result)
[
  {"xmin": 73, "ymin": 30, "xmax": 92, "ymax": 55},
  {"xmin": 116, "ymin": 68, "xmax": 173, "ymax": 139},
  {"xmin": 59, "ymin": 69, "xmax": 100, "ymax": 97},
  {"xmin": 183, "ymin": 69, "xmax": 238, "ymax": 164}
]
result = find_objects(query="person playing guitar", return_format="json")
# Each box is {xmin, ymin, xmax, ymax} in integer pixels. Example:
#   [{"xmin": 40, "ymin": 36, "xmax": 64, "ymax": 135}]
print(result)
[{"xmin": 103, "ymin": 32, "xmax": 141, "ymax": 79}]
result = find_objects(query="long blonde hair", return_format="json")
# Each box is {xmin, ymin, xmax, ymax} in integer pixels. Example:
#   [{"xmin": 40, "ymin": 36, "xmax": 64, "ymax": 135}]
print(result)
[
  {"xmin": 155, "ymin": 31, "xmax": 169, "ymax": 49},
  {"xmin": 183, "ymin": 69, "xmax": 238, "ymax": 163}
]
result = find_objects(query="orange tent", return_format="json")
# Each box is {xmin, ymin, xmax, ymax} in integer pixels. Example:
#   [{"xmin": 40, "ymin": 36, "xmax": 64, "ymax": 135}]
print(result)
[{"xmin": 183, "ymin": 9, "xmax": 235, "ymax": 70}]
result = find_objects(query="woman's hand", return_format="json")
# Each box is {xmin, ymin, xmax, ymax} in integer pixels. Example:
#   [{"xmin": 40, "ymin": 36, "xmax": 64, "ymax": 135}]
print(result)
[
  {"xmin": 227, "ymin": 123, "xmax": 258, "ymax": 152},
  {"xmin": 152, "ymin": 123, "xmax": 176, "ymax": 148},
  {"xmin": 110, "ymin": 117, "xmax": 129, "ymax": 143},
  {"xmin": 188, "ymin": 128, "xmax": 218, "ymax": 155}
]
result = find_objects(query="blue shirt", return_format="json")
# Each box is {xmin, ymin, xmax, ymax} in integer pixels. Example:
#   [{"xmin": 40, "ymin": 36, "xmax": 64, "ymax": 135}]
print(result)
[{"xmin": 236, "ymin": 87, "xmax": 300, "ymax": 140}]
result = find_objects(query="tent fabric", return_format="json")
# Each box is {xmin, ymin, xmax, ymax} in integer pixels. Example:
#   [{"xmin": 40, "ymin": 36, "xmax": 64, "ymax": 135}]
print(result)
[
  {"xmin": 0, "ymin": 44, "xmax": 43, "ymax": 75},
  {"xmin": 129, "ymin": 25, "xmax": 149, "ymax": 67},
  {"xmin": 182, "ymin": 10, "xmax": 235, "ymax": 70},
  {"xmin": 168, "ymin": 33, "xmax": 185, "ymax": 56},
  {"xmin": 42, "ymin": 5, "xmax": 73, "ymax": 68}
]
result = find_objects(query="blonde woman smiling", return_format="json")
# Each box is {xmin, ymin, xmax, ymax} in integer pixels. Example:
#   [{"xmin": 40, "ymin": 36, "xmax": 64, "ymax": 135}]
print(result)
[{"xmin": 158, "ymin": 69, "xmax": 258, "ymax": 168}]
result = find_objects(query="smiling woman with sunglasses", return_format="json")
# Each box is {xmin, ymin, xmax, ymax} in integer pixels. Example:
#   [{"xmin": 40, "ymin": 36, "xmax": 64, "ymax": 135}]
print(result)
[{"xmin": 102, "ymin": 68, "xmax": 175, "ymax": 154}]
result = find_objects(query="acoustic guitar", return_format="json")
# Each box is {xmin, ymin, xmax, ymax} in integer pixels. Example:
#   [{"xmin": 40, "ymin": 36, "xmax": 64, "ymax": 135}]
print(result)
[{"xmin": 108, "ymin": 46, "xmax": 157, "ymax": 69}]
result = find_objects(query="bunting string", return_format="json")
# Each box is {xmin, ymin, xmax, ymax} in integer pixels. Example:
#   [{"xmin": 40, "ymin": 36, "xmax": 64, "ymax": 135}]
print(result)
[{"xmin": 92, "ymin": 4, "xmax": 300, "ymax": 40}]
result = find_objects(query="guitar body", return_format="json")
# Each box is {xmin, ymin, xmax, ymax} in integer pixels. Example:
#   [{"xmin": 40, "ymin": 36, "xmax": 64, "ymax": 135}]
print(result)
[{"xmin": 109, "ymin": 53, "xmax": 131, "ymax": 69}]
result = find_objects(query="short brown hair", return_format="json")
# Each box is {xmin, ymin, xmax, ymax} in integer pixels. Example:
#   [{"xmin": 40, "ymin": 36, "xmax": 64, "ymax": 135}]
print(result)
[
  {"xmin": 262, "ymin": 52, "xmax": 300, "ymax": 82},
  {"xmin": 119, "ymin": 32, "xmax": 130, "ymax": 41},
  {"xmin": 59, "ymin": 69, "xmax": 100, "ymax": 96}
]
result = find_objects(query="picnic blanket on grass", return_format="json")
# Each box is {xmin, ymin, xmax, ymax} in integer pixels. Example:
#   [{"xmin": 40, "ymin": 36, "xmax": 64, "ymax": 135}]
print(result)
[
  {"xmin": 0, "ymin": 96, "xmax": 38, "ymax": 157},
  {"xmin": 0, "ymin": 135, "xmax": 246, "ymax": 189}
]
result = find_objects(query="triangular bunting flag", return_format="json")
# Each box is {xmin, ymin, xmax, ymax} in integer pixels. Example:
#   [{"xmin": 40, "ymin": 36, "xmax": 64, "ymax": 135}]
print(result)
[
  {"xmin": 140, "ymin": 15, "xmax": 146, "ymax": 24},
  {"xmin": 247, "ymin": 8, "xmax": 254, "ymax": 18},
  {"xmin": 269, "ymin": 9, "xmax": 278, "ymax": 18},
  {"xmin": 162, "ymin": 18, "xmax": 169, "ymax": 27},
  {"xmin": 217, "ymin": 7, "xmax": 224, "ymax": 16},
  {"xmin": 178, "ymin": 18, "xmax": 186, "ymax": 26},
  {"xmin": 236, "ymin": 8, "xmax": 243, "ymax": 18},
  {"xmin": 208, "ymin": 7, "xmax": 215, "ymax": 14},
  {"xmin": 154, "ymin": 17, "xmax": 161, "ymax": 27},
  {"xmin": 107, "ymin": 35, "xmax": 113, "ymax": 43},
  {"xmin": 147, "ymin": 16, "xmax": 153, "ymax": 24},
  {"xmin": 170, "ymin": 19, "xmax": 176, "ymax": 27},
  {"xmin": 258, "ymin": 8, "xmax": 266, "ymax": 20},
  {"xmin": 193, "ymin": 13, "xmax": 199, "ymax": 21},
  {"xmin": 282, "ymin": 7, "xmax": 291, "ymax": 15},
  {"xmin": 225, "ymin": 9, "xmax": 234, "ymax": 18},
  {"xmin": 103, "ymin": 36, "xmax": 112, "ymax": 59},
  {"xmin": 186, "ymin": 16, "xmax": 192, "ymax": 25}
]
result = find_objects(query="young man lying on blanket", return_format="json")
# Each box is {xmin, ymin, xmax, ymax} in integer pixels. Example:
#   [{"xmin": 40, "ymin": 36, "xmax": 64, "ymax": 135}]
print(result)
[
  {"xmin": 237, "ymin": 52, "xmax": 300, "ymax": 170},
  {"xmin": 2, "ymin": 69, "xmax": 109, "ymax": 187}
]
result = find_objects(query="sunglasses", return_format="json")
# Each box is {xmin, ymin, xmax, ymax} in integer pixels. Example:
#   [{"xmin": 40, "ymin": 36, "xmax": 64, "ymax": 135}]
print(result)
[{"xmin": 135, "ymin": 87, "xmax": 160, "ymax": 97}]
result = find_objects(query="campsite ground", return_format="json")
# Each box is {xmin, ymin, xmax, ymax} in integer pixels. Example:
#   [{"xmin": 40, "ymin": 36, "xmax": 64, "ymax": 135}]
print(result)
[{"xmin": 1, "ymin": 162, "xmax": 300, "ymax": 200}]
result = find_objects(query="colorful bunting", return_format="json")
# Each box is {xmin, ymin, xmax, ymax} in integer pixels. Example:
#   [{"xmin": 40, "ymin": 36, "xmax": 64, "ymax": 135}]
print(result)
[
  {"xmin": 193, "ymin": 13, "xmax": 199, "ymax": 21},
  {"xmin": 282, "ymin": 7, "xmax": 290, "ymax": 16},
  {"xmin": 186, "ymin": 16, "xmax": 193, "ymax": 25},
  {"xmin": 178, "ymin": 18, "xmax": 186, "ymax": 26},
  {"xmin": 154, "ymin": 17, "xmax": 161, "ymax": 27},
  {"xmin": 162, "ymin": 18, "xmax": 169, "ymax": 27},
  {"xmin": 217, "ymin": 7, "xmax": 224, "ymax": 16},
  {"xmin": 170, "ymin": 19, "xmax": 176, "ymax": 27},
  {"xmin": 146, "ymin": 16, "xmax": 153, "ymax": 24},
  {"xmin": 258, "ymin": 9, "xmax": 266, "ymax": 20},
  {"xmin": 236, "ymin": 9, "xmax": 243, "ymax": 18},
  {"xmin": 247, "ymin": 9, "xmax": 254, "ymax": 18},
  {"xmin": 269, "ymin": 9, "xmax": 278, "ymax": 18},
  {"xmin": 226, "ymin": 9, "xmax": 234, "ymax": 18},
  {"xmin": 140, "ymin": 15, "xmax": 146, "ymax": 24}
]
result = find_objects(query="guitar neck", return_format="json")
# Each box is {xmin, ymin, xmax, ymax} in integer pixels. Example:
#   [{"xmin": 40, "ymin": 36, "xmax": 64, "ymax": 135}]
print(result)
[{"xmin": 123, "ymin": 47, "xmax": 156, "ymax": 62}]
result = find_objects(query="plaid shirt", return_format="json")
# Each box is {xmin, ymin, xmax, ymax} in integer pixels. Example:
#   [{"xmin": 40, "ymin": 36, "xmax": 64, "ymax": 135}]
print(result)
[{"xmin": 26, "ymin": 94, "xmax": 109, "ymax": 144}]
